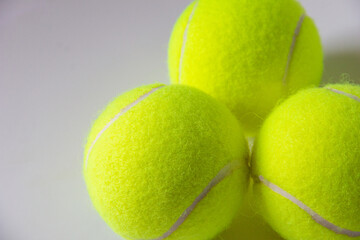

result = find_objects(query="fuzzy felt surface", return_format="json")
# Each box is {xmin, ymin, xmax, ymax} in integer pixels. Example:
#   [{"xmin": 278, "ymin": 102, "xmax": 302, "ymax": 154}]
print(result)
[
  {"xmin": 168, "ymin": 0, "xmax": 323, "ymax": 136},
  {"xmin": 84, "ymin": 84, "xmax": 249, "ymax": 240},
  {"xmin": 217, "ymin": 178, "xmax": 283, "ymax": 240},
  {"xmin": 252, "ymin": 84, "xmax": 360, "ymax": 240}
]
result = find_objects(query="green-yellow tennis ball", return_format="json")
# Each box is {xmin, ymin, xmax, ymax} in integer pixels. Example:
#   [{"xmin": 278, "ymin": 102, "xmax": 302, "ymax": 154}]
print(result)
[
  {"xmin": 168, "ymin": 0, "xmax": 323, "ymax": 135},
  {"xmin": 84, "ymin": 83, "xmax": 249, "ymax": 240},
  {"xmin": 252, "ymin": 84, "xmax": 360, "ymax": 240}
]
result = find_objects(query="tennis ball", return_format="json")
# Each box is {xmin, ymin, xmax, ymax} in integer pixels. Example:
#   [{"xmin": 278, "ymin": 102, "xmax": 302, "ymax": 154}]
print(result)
[
  {"xmin": 168, "ymin": 0, "xmax": 323, "ymax": 135},
  {"xmin": 84, "ymin": 83, "xmax": 249, "ymax": 240},
  {"xmin": 252, "ymin": 84, "xmax": 360, "ymax": 240}
]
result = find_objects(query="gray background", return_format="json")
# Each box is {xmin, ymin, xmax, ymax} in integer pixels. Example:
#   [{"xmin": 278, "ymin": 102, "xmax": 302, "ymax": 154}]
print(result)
[{"xmin": 1, "ymin": 1, "xmax": 359, "ymax": 240}]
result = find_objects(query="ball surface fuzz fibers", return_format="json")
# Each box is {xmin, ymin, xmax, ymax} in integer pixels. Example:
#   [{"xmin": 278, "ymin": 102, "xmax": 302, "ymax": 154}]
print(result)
[
  {"xmin": 168, "ymin": 0, "xmax": 323, "ymax": 135},
  {"xmin": 252, "ymin": 84, "xmax": 360, "ymax": 240},
  {"xmin": 84, "ymin": 83, "xmax": 249, "ymax": 240}
]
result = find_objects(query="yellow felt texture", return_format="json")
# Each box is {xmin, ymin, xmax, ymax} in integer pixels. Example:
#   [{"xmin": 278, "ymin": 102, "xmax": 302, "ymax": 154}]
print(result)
[
  {"xmin": 217, "ymin": 179, "xmax": 283, "ymax": 240},
  {"xmin": 168, "ymin": 0, "xmax": 323, "ymax": 135},
  {"xmin": 84, "ymin": 84, "xmax": 249, "ymax": 240},
  {"xmin": 252, "ymin": 84, "xmax": 360, "ymax": 240}
]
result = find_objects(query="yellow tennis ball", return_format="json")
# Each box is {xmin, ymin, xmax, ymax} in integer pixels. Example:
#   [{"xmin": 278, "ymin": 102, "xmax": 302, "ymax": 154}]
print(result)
[
  {"xmin": 84, "ymin": 83, "xmax": 249, "ymax": 240},
  {"xmin": 168, "ymin": 0, "xmax": 323, "ymax": 135},
  {"xmin": 252, "ymin": 84, "xmax": 360, "ymax": 240}
]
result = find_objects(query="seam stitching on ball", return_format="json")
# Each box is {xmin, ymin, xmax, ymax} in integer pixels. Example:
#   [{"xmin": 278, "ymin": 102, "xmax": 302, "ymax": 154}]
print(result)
[
  {"xmin": 326, "ymin": 88, "xmax": 360, "ymax": 102},
  {"xmin": 282, "ymin": 14, "xmax": 306, "ymax": 85},
  {"xmin": 143, "ymin": 160, "xmax": 242, "ymax": 240},
  {"xmin": 178, "ymin": 0, "xmax": 199, "ymax": 84},
  {"xmin": 258, "ymin": 175, "xmax": 360, "ymax": 237},
  {"xmin": 84, "ymin": 85, "xmax": 164, "ymax": 168}
]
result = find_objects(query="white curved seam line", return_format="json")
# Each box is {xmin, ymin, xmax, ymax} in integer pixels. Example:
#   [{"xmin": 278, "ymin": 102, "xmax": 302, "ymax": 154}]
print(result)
[
  {"xmin": 259, "ymin": 176, "xmax": 360, "ymax": 237},
  {"xmin": 326, "ymin": 88, "xmax": 360, "ymax": 103},
  {"xmin": 282, "ymin": 14, "xmax": 306, "ymax": 85},
  {"xmin": 85, "ymin": 86, "xmax": 164, "ymax": 168},
  {"xmin": 144, "ymin": 160, "xmax": 242, "ymax": 240},
  {"xmin": 178, "ymin": 0, "xmax": 199, "ymax": 83}
]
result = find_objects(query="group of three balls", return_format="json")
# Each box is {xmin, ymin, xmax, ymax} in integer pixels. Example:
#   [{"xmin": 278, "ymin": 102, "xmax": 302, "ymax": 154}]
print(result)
[{"xmin": 84, "ymin": 0, "xmax": 360, "ymax": 239}]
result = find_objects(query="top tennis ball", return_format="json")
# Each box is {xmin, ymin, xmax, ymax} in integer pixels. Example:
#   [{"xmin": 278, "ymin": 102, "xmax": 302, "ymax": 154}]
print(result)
[{"xmin": 168, "ymin": 0, "xmax": 323, "ymax": 135}]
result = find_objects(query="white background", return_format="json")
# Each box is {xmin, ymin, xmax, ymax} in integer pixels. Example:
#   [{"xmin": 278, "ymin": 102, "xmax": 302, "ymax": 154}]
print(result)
[{"xmin": 1, "ymin": 1, "xmax": 359, "ymax": 239}]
